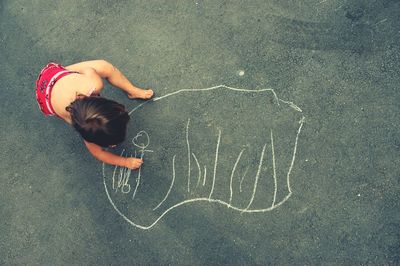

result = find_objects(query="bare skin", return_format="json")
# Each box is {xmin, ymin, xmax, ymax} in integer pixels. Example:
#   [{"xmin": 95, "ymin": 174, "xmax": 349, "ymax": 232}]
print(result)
[{"xmin": 50, "ymin": 60, "xmax": 153, "ymax": 169}]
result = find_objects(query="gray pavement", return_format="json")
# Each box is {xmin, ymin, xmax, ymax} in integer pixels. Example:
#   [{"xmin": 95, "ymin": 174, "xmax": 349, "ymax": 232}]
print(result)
[{"xmin": 0, "ymin": 0, "xmax": 399, "ymax": 265}]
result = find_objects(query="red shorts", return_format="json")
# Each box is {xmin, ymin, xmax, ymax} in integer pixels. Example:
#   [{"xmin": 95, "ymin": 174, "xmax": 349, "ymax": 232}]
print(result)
[{"xmin": 35, "ymin": 62, "xmax": 76, "ymax": 116}]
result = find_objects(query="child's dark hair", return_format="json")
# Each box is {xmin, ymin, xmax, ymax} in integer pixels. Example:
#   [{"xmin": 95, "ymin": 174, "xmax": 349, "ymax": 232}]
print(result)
[{"xmin": 66, "ymin": 96, "xmax": 130, "ymax": 147}]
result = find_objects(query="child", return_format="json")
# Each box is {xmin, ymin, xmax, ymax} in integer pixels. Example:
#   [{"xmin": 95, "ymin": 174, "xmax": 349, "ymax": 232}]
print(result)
[{"xmin": 35, "ymin": 60, "xmax": 153, "ymax": 169}]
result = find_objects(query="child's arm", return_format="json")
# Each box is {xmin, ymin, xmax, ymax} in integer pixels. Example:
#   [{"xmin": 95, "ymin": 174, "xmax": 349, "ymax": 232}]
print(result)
[
  {"xmin": 84, "ymin": 140, "xmax": 143, "ymax": 169},
  {"xmin": 66, "ymin": 60, "xmax": 153, "ymax": 99}
]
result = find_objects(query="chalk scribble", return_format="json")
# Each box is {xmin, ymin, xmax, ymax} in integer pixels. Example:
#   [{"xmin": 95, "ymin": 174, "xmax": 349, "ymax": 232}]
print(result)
[{"xmin": 102, "ymin": 85, "xmax": 305, "ymax": 230}]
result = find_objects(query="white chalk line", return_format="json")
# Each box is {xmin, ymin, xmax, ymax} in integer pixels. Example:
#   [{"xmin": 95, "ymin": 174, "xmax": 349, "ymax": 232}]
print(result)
[
  {"xmin": 104, "ymin": 85, "xmax": 305, "ymax": 229},
  {"xmin": 244, "ymin": 144, "xmax": 267, "ymax": 211},
  {"xmin": 239, "ymin": 166, "xmax": 249, "ymax": 193},
  {"xmin": 128, "ymin": 85, "xmax": 293, "ymax": 115},
  {"xmin": 128, "ymin": 101, "xmax": 148, "ymax": 115},
  {"xmin": 192, "ymin": 153, "xmax": 202, "ymax": 189},
  {"xmin": 114, "ymin": 150, "xmax": 126, "ymax": 191},
  {"xmin": 208, "ymin": 130, "xmax": 221, "ymax": 199},
  {"xmin": 152, "ymin": 85, "xmax": 275, "ymax": 102},
  {"xmin": 202, "ymin": 166, "xmax": 207, "ymax": 186},
  {"xmin": 132, "ymin": 168, "xmax": 141, "ymax": 199},
  {"xmin": 121, "ymin": 163, "xmax": 132, "ymax": 194},
  {"xmin": 375, "ymin": 18, "xmax": 387, "ymax": 26},
  {"xmin": 112, "ymin": 149, "xmax": 133, "ymax": 194},
  {"xmin": 131, "ymin": 130, "xmax": 152, "ymax": 200},
  {"xmin": 279, "ymin": 99, "xmax": 303, "ymax": 112},
  {"xmin": 271, "ymin": 130, "xmax": 277, "ymax": 207},
  {"xmin": 153, "ymin": 155, "xmax": 176, "ymax": 211},
  {"xmin": 186, "ymin": 118, "xmax": 191, "ymax": 192},
  {"xmin": 286, "ymin": 117, "xmax": 305, "ymax": 193},
  {"xmin": 132, "ymin": 164, "xmax": 141, "ymax": 200},
  {"xmin": 229, "ymin": 149, "xmax": 245, "ymax": 204},
  {"xmin": 112, "ymin": 150, "xmax": 124, "ymax": 190}
]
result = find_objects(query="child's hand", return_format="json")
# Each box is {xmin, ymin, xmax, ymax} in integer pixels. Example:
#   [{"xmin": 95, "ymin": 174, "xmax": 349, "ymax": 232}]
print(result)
[{"xmin": 125, "ymin": 157, "xmax": 143, "ymax": 169}]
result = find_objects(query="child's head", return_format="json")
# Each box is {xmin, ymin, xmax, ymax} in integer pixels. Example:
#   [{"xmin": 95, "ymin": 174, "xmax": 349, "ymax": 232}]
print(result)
[{"xmin": 66, "ymin": 96, "xmax": 130, "ymax": 147}]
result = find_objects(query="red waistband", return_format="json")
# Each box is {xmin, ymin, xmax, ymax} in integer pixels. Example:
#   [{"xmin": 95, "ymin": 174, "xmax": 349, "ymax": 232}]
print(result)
[{"xmin": 35, "ymin": 62, "xmax": 76, "ymax": 117}]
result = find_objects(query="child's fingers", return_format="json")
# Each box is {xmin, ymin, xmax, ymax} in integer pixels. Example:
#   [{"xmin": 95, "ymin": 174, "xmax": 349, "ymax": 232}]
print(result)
[{"xmin": 124, "ymin": 157, "xmax": 144, "ymax": 169}]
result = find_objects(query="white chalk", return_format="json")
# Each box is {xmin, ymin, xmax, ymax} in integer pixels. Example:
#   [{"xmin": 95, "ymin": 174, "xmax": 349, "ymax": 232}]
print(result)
[{"xmin": 104, "ymin": 84, "xmax": 306, "ymax": 230}]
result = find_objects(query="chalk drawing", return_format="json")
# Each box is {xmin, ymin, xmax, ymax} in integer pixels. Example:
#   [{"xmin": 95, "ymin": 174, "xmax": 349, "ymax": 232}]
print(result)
[
  {"xmin": 112, "ymin": 149, "xmax": 132, "ymax": 194},
  {"xmin": 239, "ymin": 166, "xmax": 249, "ymax": 193},
  {"xmin": 202, "ymin": 166, "xmax": 207, "ymax": 186},
  {"xmin": 130, "ymin": 131, "xmax": 153, "ymax": 200},
  {"xmin": 192, "ymin": 153, "xmax": 202, "ymax": 189},
  {"xmin": 186, "ymin": 118, "xmax": 191, "ymax": 192},
  {"xmin": 102, "ymin": 84, "xmax": 306, "ymax": 230},
  {"xmin": 229, "ymin": 149, "xmax": 245, "ymax": 204},
  {"xmin": 153, "ymin": 155, "xmax": 176, "ymax": 211},
  {"xmin": 271, "ymin": 130, "xmax": 277, "ymax": 207},
  {"xmin": 244, "ymin": 144, "xmax": 267, "ymax": 212},
  {"xmin": 209, "ymin": 130, "xmax": 221, "ymax": 199}
]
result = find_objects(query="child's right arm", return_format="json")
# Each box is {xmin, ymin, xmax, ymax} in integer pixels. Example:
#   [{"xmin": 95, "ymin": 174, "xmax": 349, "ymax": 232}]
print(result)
[{"xmin": 84, "ymin": 141, "xmax": 143, "ymax": 169}]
